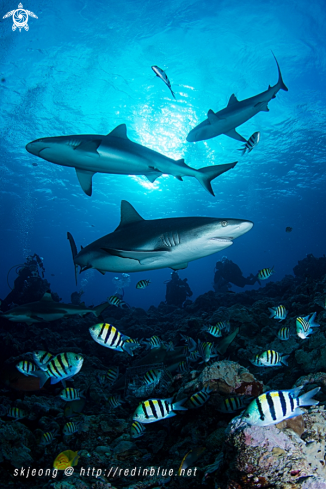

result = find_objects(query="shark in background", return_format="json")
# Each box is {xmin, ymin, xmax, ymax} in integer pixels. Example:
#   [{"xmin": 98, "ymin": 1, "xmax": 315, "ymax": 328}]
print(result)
[
  {"xmin": 26, "ymin": 124, "xmax": 236, "ymax": 197},
  {"xmin": 186, "ymin": 53, "xmax": 288, "ymax": 143},
  {"xmin": 67, "ymin": 200, "xmax": 253, "ymax": 283},
  {"xmin": 0, "ymin": 292, "xmax": 108, "ymax": 324}
]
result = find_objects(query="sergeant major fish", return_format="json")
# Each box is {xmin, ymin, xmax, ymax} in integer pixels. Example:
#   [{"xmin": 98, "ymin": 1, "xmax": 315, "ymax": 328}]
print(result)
[
  {"xmin": 259, "ymin": 350, "xmax": 289, "ymax": 367},
  {"xmin": 16, "ymin": 360, "xmax": 38, "ymax": 377},
  {"xmin": 36, "ymin": 352, "xmax": 84, "ymax": 389},
  {"xmin": 186, "ymin": 386, "xmax": 212, "ymax": 409},
  {"xmin": 136, "ymin": 280, "xmax": 151, "ymax": 289},
  {"xmin": 59, "ymin": 388, "xmax": 85, "ymax": 402},
  {"xmin": 238, "ymin": 131, "xmax": 260, "ymax": 155},
  {"xmin": 269, "ymin": 305, "xmax": 288, "ymax": 321},
  {"xmin": 277, "ymin": 327, "xmax": 290, "ymax": 341},
  {"xmin": 133, "ymin": 397, "xmax": 187, "ymax": 424},
  {"xmin": 296, "ymin": 312, "xmax": 320, "ymax": 340},
  {"xmin": 258, "ymin": 267, "xmax": 274, "ymax": 281},
  {"xmin": 243, "ymin": 386, "xmax": 320, "ymax": 426},
  {"xmin": 89, "ymin": 323, "xmax": 136, "ymax": 356}
]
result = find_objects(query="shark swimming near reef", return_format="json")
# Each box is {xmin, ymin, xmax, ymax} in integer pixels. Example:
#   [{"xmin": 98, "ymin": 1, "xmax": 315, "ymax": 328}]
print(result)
[
  {"xmin": 0, "ymin": 293, "xmax": 108, "ymax": 324},
  {"xmin": 186, "ymin": 53, "xmax": 288, "ymax": 143},
  {"xmin": 67, "ymin": 200, "xmax": 253, "ymax": 283},
  {"xmin": 26, "ymin": 124, "xmax": 236, "ymax": 196}
]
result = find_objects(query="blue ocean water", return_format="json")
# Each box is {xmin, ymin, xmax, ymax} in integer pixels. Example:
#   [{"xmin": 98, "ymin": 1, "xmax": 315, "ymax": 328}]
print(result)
[{"xmin": 0, "ymin": 0, "xmax": 325, "ymax": 310}]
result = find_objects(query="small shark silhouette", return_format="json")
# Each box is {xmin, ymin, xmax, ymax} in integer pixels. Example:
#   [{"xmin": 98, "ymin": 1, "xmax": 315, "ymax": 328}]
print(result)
[{"xmin": 187, "ymin": 53, "xmax": 288, "ymax": 143}]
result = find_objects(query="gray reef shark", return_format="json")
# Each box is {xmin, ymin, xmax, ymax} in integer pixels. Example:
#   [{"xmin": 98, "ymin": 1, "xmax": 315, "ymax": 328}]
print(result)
[
  {"xmin": 187, "ymin": 53, "xmax": 288, "ymax": 143},
  {"xmin": 0, "ymin": 293, "xmax": 108, "ymax": 324},
  {"xmin": 26, "ymin": 124, "xmax": 236, "ymax": 197},
  {"xmin": 68, "ymin": 200, "xmax": 253, "ymax": 283}
]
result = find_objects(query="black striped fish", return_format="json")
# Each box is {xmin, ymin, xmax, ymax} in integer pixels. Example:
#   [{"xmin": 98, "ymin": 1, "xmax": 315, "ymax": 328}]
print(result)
[
  {"xmin": 217, "ymin": 396, "xmax": 251, "ymax": 413},
  {"xmin": 108, "ymin": 295, "xmax": 122, "ymax": 307},
  {"xmin": 16, "ymin": 360, "xmax": 38, "ymax": 377},
  {"xmin": 277, "ymin": 327, "xmax": 290, "ymax": 341},
  {"xmin": 269, "ymin": 305, "xmax": 287, "ymax": 321},
  {"xmin": 257, "ymin": 267, "xmax": 274, "ymax": 280},
  {"xmin": 133, "ymin": 397, "xmax": 187, "ymax": 424},
  {"xmin": 259, "ymin": 350, "xmax": 289, "ymax": 367},
  {"xmin": 97, "ymin": 366, "xmax": 119, "ymax": 386},
  {"xmin": 36, "ymin": 352, "xmax": 84, "ymax": 388},
  {"xmin": 130, "ymin": 421, "xmax": 146, "ymax": 439},
  {"xmin": 136, "ymin": 280, "xmax": 151, "ymax": 289},
  {"xmin": 39, "ymin": 431, "xmax": 57, "ymax": 446},
  {"xmin": 142, "ymin": 369, "xmax": 163, "ymax": 386},
  {"xmin": 186, "ymin": 386, "xmax": 211, "ymax": 409},
  {"xmin": 63, "ymin": 421, "xmax": 81, "ymax": 435},
  {"xmin": 106, "ymin": 395, "xmax": 123, "ymax": 410},
  {"xmin": 198, "ymin": 340, "xmax": 217, "ymax": 363},
  {"xmin": 33, "ymin": 350, "xmax": 53, "ymax": 371},
  {"xmin": 7, "ymin": 407, "xmax": 27, "ymax": 420},
  {"xmin": 89, "ymin": 323, "xmax": 135, "ymax": 356},
  {"xmin": 201, "ymin": 324, "xmax": 222, "ymax": 338},
  {"xmin": 296, "ymin": 312, "xmax": 320, "ymax": 339},
  {"xmin": 243, "ymin": 386, "xmax": 320, "ymax": 426},
  {"xmin": 187, "ymin": 350, "xmax": 200, "ymax": 362},
  {"xmin": 59, "ymin": 387, "xmax": 84, "ymax": 402},
  {"xmin": 177, "ymin": 360, "xmax": 189, "ymax": 373},
  {"xmin": 142, "ymin": 335, "xmax": 163, "ymax": 349},
  {"xmin": 238, "ymin": 131, "xmax": 260, "ymax": 155}
]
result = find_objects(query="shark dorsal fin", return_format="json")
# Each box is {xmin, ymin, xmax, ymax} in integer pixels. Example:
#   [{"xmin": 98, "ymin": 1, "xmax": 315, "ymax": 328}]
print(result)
[
  {"xmin": 107, "ymin": 124, "xmax": 128, "ymax": 139},
  {"xmin": 116, "ymin": 201, "xmax": 144, "ymax": 229},
  {"xmin": 41, "ymin": 292, "xmax": 54, "ymax": 301},
  {"xmin": 227, "ymin": 94, "xmax": 239, "ymax": 107}
]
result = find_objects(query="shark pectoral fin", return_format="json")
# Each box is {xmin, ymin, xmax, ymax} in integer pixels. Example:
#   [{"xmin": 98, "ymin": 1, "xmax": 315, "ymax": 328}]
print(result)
[
  {"xmin": 30, "ymin": 315, "xmax": 44, "ymax": 321},
  {"xmin": 145, "ymin": 172, "xmax": 162, "ymax": 183},
  {"xmin": 254, "ymin": 101, "xmax": 269, "ymax": 112},
  {"xmin": 101, "ymin": 248, "xmax": 168, "ymax": 264},
  {"xmin": 171, "ymin": 262, "xmax": 188, "ymax": 270},
  {"xmin": 175, "ymin": 176, "xmax": 183, "ymax": 181},
  {"xmin": 223, "ymin": 129, "xmax": 247, "ymax": 142},
  {"xmin": 75, "ymin": 169, "xmax": 96, "ymax": 196},
  {"xmin": 227, "ymin": 94, "xmax": 240, "ymax": 106},
  {"xmin": 107, "ymin": 124, "xmax": 129, "ymax": 139},
  {"xmin": 74, "ymin": 140, "xmax": 101, "ymax": 153},
  {"xmin": 207, "ymin": 109, "xmax": 219, "ymax": 124}
]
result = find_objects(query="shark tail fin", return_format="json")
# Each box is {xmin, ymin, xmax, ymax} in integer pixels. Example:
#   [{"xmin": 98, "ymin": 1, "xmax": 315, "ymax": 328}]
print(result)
[
  {"xmin": 67, "ymin": 232, "xmax": 79, "ymax": 285},
  {"xmin": 195, "ymin": 162, "xmax": 237, "ymax": 196},
  {"xmin": 94, "ymin": 302, "xmax": 109, "ymax": 317},
  {"xmin": 272, "ymin": 51, "xmax": 288, "ymax": 92}
]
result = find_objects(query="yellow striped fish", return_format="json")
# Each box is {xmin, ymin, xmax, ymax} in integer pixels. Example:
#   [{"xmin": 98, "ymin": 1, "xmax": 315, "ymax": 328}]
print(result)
[
  {"xmin": 243, "ymin": 386, "xmax": 320, "ymax": 426},
  {"xmin": 296, "ymin": 312, "xmax": 320, "ymax": 339},
  {"xmin": 143, "ymin": 369, "xmax": 163, "ymax": 386},
  {"xmin": 89, "ymin": 323, "xmax": 135, "ymax": 356},
  {"xmin": 201, "ymin": 324, "xmax": 222, "ymax": 338},
  {"xmin": 133, "ymin": 397, "xmax": 187, "ymax": 424},
  {"xmin": 277, "ymin": 327, "xmax": 290, "ymax": 341},
  {"xmin": 186, "ymin": 386, "xmax": 211, "ymax": 409},
  {"xmin": 63, "ymin": 421, "xmax": 81, "ymax": 435},
  {"xmin": 33, "ymin": 350, "xmax": 53, "ymax": 371},
  {"xmin": 106, "ymin": 395, "xmax": 123, "ymax": 410},
  {"xmin": 97, "ymin": 366, "xmax": 119, "ymax": 386},
  {"xmin": 108, "ymin": 295, "xmax": 122, "ymax": 307},
  {"xmin": 7, "ymin": 407, "xmax": 27, "ymax": 420},
  {"xmin": 39, "ymin": 431, "xmax": 57, "ymax": 446},
  {"xmin": 130, "ymin": 421, "xmax": 146, "ymax": 439},
  {"xmin": 16, "ymin": 360, "xmax": 38, "ymax": 377},
  {"xmin": 258, "ymin": 350, "xmax": 289, "ymax": 367},
  {"xmin": 136, "ymin": 280, "xmax": 151, "ymax": 289},
  {"xmin": 258, "ymin": 266, "xmax": 274, "ymax": 280},
  {"xmin": 268, "ymin": 305, "xmax": 287, "ymax": 321},
  {"xmin": 37, "ymin": 352, "xmax": 84, "ymax": 388},
  {"xmin": 59, "ymin": 387, "xmax": 84, "ymax": 402},
  {"xmin": 217, "ymin": 396, "xmax": 251, "ymax": 413}
]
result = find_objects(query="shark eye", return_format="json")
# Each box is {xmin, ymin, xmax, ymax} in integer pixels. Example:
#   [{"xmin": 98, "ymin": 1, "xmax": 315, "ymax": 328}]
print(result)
[{"xmin": 221, "ymin": 220, "xmax": 228, "ymax": 227}]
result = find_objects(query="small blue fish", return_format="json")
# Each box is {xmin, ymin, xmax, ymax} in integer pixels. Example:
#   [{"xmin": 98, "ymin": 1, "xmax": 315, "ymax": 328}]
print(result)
[{"xmin": 269, "ymin": 305, "xmax": 287, "ymax": 321}]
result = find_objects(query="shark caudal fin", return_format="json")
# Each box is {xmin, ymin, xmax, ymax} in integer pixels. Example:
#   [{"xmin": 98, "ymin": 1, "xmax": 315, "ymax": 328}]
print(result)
[
  {"xmin": 195, "ymin": 162, "xmax": 237, "ymax": 196},
  {"xmin": 67, "ymin": 232, "xmax": 79, "ymax": 285},
  {"xmin": 272, "ymin": 51, "xmax": 288, "ymax": 91},
  {"xmin": 93, "ymin": 302, "xmax": 109, "ymax": 317}
]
